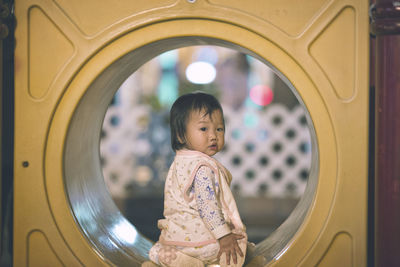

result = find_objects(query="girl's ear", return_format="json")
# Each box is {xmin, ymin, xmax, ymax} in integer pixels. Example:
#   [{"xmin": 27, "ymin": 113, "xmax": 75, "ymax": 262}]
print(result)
[{"xmin": 177, "ymin": 134, "xmax": 185, "ymax": 145}]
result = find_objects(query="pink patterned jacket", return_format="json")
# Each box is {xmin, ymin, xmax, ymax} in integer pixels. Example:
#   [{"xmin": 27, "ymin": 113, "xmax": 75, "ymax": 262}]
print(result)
[{"xmin": 158, "ymin": 150, "xmax": 246, "ymax": 247}]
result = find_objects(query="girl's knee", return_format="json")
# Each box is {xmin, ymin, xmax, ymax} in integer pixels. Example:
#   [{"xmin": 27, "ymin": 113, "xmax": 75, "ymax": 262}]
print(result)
[{"xmin": 159, "ymin": 247, "xmax": 204, "ymax": 267}]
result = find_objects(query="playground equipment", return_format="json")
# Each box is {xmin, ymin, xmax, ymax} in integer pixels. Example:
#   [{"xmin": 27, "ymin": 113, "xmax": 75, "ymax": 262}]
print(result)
[{"xmin": 12, "ymin": 0, "xmax": 369, "ymax": 266}]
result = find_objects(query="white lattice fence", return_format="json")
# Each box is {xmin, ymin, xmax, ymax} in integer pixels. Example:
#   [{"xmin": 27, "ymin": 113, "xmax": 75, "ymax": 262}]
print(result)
[
  {"xmin": 215, "ymin": 104, "xmax": 312, "ymax": 198},
  {"xmin": 101, "ymin": 101, "xmax": 312, "ymax": 198}
]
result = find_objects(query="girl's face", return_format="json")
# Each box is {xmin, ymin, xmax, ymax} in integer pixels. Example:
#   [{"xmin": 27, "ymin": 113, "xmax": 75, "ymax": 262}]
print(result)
[{"xmin": 183, "ymin": 109, "xmax": 225, "ymax": 156}]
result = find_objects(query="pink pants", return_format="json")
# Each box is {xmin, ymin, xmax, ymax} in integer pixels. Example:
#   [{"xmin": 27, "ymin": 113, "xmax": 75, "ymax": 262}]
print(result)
[{"xmin": 149, "ymin": 238, "xmax": 247, "ymax": 267}]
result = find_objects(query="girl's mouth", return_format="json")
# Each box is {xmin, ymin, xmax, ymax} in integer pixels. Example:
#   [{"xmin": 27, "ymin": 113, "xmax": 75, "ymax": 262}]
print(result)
[{"xmin": 209, "ymin": 144, "xmax": 217, "ymax": 150}]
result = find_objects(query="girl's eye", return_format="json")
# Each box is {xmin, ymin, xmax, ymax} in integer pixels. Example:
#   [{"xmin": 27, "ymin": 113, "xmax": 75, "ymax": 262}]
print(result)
[
  {"xmin": 200, "ymin": 127, "xmax": 207, "ymax": 131},
  {"xmin": 217, "ymin": 128, "xmax": 225, "ymax": 132}
]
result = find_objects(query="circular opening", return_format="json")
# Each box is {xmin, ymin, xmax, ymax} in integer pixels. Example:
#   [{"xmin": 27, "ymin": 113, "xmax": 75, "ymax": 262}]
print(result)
[{"xmin": 64, "ymin": 37, "xmax": 319, "ymax": 265}]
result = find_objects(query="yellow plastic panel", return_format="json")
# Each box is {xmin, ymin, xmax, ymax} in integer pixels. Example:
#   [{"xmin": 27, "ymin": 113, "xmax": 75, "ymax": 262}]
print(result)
[
  {"xmin": 209, "ymin": 0, "xmax": 332, "ymax": 37},
  {"xmin": 317, "ymin": 233, "xmax": 353, "ymax": 266},
  {"xmin": 53, "ymin": 0, "xmax": 177, "ymax": 36},
  {"xmin": 28, "ymin": 231, "xmax": 63, "ymax": 267},
  {"xmin": 13, "ymin": 0, "xmax": 369, "ymax": 266},
  {"xmin": 28, "ymin": 6, "xmax": 74, "ymax": 100},
  {"xmin": 310, "ymin": 7, "xmax": 356, "ymax": 100}
]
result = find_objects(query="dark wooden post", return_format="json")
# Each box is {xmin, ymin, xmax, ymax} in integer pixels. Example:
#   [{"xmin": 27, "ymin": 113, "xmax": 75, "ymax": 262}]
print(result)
[{"xmin": 370, "ymin": 1, "xmax": 400, "ymax": 266}]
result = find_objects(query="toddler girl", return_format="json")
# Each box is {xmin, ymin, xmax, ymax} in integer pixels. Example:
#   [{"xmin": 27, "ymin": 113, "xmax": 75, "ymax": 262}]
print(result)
[{"xmin": 147, "ymin": 92, "xmax": 247, "ymax": 266}]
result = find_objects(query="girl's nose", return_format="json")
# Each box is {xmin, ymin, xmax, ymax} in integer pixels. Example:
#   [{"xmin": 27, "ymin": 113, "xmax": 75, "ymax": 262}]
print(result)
[{"xmin": 209, "ymin": 131, "xmax": 216, "ymax": 139}]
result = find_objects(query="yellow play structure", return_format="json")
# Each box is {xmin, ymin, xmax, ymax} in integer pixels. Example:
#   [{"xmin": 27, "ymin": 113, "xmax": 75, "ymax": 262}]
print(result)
[{"xmin": 12, "ymin": 0, "xmax": 369, "ymax": 266}]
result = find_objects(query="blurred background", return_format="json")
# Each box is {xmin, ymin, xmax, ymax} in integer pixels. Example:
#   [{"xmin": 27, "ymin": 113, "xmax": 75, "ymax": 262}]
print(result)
[{"xmin": 100, "ymin": 46, "xmax": 313, "ymax": 244}]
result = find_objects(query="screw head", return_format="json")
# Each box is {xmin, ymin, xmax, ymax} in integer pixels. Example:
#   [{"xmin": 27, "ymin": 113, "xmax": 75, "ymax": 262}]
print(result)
[
  {"xmin": 0, "ymin": 24, "xmax": 9, "ymax": 40},
  {"xmin": 0, "ymin": 4, "xmax": 10, "ymax": 19}
]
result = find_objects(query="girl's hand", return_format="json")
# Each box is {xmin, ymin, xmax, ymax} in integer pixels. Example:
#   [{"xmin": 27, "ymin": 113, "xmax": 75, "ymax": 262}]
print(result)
[{"xmin": 217, "ymin": 233, "xmax": 245, "ymax": 265}]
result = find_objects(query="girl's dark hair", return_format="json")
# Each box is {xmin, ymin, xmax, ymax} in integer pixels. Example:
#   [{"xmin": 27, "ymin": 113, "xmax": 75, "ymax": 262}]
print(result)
[{"xmin": 170, "ymin": 92, "xmax": 224, "ymax": 151}]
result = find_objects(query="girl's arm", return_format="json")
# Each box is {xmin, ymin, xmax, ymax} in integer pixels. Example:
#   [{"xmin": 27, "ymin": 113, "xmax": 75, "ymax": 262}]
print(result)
[
  {"xmin": 193, "ymin": 166, "xmax": 244, "ymax": 264},
  {"xmin": 193, "ymin": 166, "xmax": 230, "ymax": 237}
]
